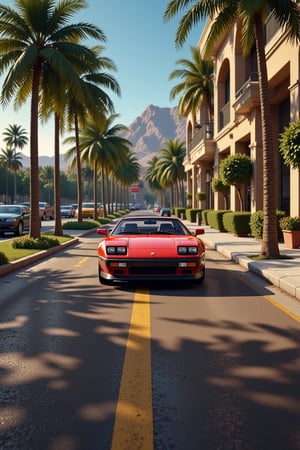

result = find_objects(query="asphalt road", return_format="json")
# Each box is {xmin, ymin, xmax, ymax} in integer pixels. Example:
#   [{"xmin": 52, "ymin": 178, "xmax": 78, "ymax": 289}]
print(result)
[{"xmin": 0, "ymin": 232, "xmax": 299, "ymax": 450}]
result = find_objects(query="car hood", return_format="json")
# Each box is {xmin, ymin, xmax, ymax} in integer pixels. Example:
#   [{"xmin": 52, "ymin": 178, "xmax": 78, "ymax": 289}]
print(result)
[{"xmin": 0, "ymin": 213, "xmax": 18, "ymax": 219}]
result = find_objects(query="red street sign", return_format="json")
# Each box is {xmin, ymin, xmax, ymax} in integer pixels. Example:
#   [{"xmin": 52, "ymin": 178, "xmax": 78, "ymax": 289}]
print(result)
[{"xmin": 131, "ymin": 188, "xmax": 140, "ymax": 193}]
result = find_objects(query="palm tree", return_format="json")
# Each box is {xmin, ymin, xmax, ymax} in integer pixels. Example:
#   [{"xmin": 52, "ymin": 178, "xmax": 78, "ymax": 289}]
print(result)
[
  {"xmin": 164, "ymin": 0, "xmax": 300, "ymax": 258},
  {"xmin": 0, "ymin": 0, "xmax": 106, "ymax": 238},
  {"xmin": 169, "ymin": 45, "xmax": 214, "ymax": 121},
  {"xmin": 39, "ymin": 166, "xmax": 54, "ymax": 204},
  {"xmin": 146, "ymin": 156, "xmax": 165, "ymax": 206},
  {"xmin": 66, "ymin": 114, "xmax": 131, "ymax": 218},
  {"xmin": 156, "ymin": 139, "xmax": 186, "ymax": 207},
  {"xmin": 114, "ymin": 151, "xmax": 141, "ymax": 208},
  {"xmin": 2, "ymin": 124, "xmax": 28, "ymax": 203},
  {"xmin": 0, "ymin": 147, "xmax": 23, "ymax": 203},
  {"xmin": 65, "ymin": 48, "xmax": 121, "ymax": 222}
]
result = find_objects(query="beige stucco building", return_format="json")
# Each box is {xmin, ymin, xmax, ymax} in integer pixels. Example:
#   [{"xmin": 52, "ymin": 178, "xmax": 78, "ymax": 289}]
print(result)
[{"xmin": 185, "ymin": 13, "xmax": 300, "ymax": 216}]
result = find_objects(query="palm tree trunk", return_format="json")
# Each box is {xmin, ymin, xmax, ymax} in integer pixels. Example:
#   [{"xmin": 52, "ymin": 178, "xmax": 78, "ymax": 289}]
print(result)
[
  {"xmin": 29, "ymin": 65, "xmax": 41, "ymax": 239},
  {"xmin": 101, "ymin": 162, "xmax": 107, "ymax": 217},
  {"xmin": 93, "ymin": 160, "xmax": 98, "ymax": 220},
  {"xmin": 254, "ymin": 14, "xmax": 280, "ymax": 257},
  {"xmin": 74, "ymin": 112, "xmax": 83, "ymax": 222},
  {"xmin": 54, "ymin": 114, "xmax": 63, "ymax": 235}
]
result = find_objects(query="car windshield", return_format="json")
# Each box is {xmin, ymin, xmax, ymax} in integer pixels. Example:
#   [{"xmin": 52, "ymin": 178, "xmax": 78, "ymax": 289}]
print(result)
[
  {"xmin": 112, "ymin": 218, "xmax": 190, "ymax": 236},
  {"xmin": 0, "ymin": 205, "xmax": 21, "ymax": 214}
]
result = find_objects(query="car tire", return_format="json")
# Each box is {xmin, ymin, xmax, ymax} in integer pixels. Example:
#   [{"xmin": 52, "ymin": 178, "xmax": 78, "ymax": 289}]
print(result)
[
  {"xmin": 15, "ymin": 222, "xmax": 23, "ymax": 236},
  {"xmin": 197, "ymin": 267, "xmax": 205, "ymax": 284}
]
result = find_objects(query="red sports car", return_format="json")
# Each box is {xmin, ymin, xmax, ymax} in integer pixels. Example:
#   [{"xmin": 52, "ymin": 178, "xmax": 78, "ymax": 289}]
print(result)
[{"xmin": 96, "ymin": 216, "xmax": 205, "ymax": 285}]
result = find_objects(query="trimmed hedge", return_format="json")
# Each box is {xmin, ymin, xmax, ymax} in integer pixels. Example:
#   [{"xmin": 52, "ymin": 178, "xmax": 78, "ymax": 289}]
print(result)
[
  {"xmin": 249, "ymin": 210, "xmax": 286, "ymax": 240},
  {"xmin": 0, "ymin": 251, "xmax": 9, "ymax": 265},
  {"xmin": 174, "ymin": 207, "xmax": 186, "ymax": 219},
  {"xmin": 207, "ymin": 210, "xmax": 230, "ymax": 231},
  {"xmin": 185, "ymin": 208, "xmax": 202, "ymax": 223},
  {"xmin": 10, "ymin": 235, "xmax": 60, "ymax": 250},
  {"xmin": 223, "ymin": 212, "xmax": 251, "ymax": 235},
  {"xmin": 201, "ymin": 209, "xmax": 213, "ymax": 225}
]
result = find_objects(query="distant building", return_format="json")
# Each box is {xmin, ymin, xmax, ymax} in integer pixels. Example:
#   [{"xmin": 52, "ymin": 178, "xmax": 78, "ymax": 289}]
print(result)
[{"xmin": 185, "ymin": 12, "xmax": 300, "ymax": 216}]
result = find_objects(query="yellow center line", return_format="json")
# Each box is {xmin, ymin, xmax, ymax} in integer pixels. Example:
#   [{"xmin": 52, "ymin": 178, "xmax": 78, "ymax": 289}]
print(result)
[
  {"xmin": 111, "ymin": 287, "xmax": 153, "ymax": 450},
  {"xmin": 74, "ymin": 257, "xmax": 89, "ymax": 267}
]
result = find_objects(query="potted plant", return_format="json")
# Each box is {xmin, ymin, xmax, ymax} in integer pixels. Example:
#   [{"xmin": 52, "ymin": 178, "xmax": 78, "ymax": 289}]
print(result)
[{"xmin": 279, "ymin": 216, "xmax": 300, "ymax": 248}]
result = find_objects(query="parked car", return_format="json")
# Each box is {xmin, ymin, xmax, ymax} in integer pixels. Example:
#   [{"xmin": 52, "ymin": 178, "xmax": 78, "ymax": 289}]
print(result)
[
  {"xmin": 39, "ymin": 202, "xmax": 54, "ymax": 220},
  {"xmin": 96, "ymin": 216, "xmax": 205, "ymax": 285},
  {"xmin": 75, "ymin": 202, "xmax": 103, "ymax": 218},
  {"xmin": 160, "ymin": 208, "xmax": 171, "ymax": 217},
  {"xmin": 60, "ymin": 205, "xmax": 75, "ymax": 218},
  {"xmin": 0, "ymin": 204, "xmax": 30, "ymax": 236},
  {"xmin": 19, "ymin": 201, "xmax": 31, "ymax": 208},
  {"xmin": 153, "ymin": 204, "xmax": 161, "ymax": 213}
]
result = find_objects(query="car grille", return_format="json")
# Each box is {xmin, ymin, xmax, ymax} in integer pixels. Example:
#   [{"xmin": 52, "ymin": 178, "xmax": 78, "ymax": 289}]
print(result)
[{"xmin": 128, "ymin": 261, "xmax": 177, "ymax": 275}]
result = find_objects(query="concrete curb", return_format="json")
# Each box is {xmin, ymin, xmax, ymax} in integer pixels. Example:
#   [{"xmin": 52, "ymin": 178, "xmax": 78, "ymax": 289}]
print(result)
[
  {"xmin": 199, "ymin": 232, "xmax": 300, "ymax": 301},
  {"xmin": 0, "ymin": 237, "xmax": 80, "ymax": 277}
]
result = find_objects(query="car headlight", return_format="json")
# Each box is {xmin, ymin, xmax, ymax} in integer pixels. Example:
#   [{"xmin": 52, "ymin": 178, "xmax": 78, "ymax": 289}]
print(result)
[
  {"xmin": 106, "ymin": 246, "xmax": 127, "ymax": 255},
  {"xmin": 178, "ymin": 246, "xmax": 198, "ymax": 255}
]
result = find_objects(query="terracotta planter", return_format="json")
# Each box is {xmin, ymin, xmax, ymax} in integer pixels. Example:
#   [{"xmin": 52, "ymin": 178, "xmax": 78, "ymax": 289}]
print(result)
[{"xmin": 282, "ymin": 230, "xmax": 300, "ymax": 249}]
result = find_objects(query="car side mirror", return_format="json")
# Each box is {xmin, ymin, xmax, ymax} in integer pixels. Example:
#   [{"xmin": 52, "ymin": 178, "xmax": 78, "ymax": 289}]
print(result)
[
  {"xmin": 195, "ymin": 228, "xmax": 205, "ymax": 235},
  {"xmin": 97, "ymin": 228, "xmax": 108, "ymax": 237}
]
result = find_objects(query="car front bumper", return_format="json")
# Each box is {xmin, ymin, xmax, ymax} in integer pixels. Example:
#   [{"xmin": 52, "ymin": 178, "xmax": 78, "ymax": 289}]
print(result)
[{"xmin": 98, "ymin": 256, "xmax": 205, "ymax": 282}]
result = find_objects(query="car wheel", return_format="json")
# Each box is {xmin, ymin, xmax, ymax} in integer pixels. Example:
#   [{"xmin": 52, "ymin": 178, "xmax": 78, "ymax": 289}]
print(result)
[
  {"xmin": 98, "ymin": 265, "xmax": 112, "ymax": 285},
  {"xmin": 197, "ymin": 267, "xmax": 205, "ymax": 284},
  {"xmin": 15, "ymin": 221, "xmax": 23, "ymax": 236}
]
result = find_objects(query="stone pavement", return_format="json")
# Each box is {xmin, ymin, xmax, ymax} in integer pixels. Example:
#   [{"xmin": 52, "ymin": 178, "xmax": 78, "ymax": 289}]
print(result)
[{"xmin": 185, "ymin": 221, "xmax": 300, "ymax": 301}]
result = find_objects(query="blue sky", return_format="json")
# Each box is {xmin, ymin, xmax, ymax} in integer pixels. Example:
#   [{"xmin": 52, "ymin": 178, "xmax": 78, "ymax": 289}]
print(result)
[{"xmin": 0, "ymin": 0, "xmax": 204, "ymax": 156}]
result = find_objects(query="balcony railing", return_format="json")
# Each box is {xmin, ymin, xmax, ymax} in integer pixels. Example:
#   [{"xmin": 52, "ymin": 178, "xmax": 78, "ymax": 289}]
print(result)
[
  {"xmin": 235, "ymin": 73, "xmax": 259, "ymax": 99},
  {"xmin": 187, "ymin": 122, "xmax": 213, "ymax": 152},
  {"xmin": 233, "ymin": 73, "xmax": 260, "ymax": 115}
]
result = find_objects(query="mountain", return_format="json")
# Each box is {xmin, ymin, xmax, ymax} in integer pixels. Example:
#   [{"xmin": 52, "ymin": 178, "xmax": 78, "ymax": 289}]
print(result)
[
  {"xmin": 120, "ymin": 104, "xmax": 186, "ymax": 166},
  {"xmin": 20, "ymin": 104, "xmax": 186, "ymax": 169}
]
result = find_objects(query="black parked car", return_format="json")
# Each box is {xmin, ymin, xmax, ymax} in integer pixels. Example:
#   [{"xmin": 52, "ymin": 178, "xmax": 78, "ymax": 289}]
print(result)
[{"xmin": 0, "ymin": 204, "xmax": 30, "ymax": 236}]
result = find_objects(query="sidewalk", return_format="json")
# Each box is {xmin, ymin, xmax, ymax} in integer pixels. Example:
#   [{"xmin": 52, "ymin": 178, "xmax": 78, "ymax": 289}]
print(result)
[{"xmin": 185, "ymin": 221, "xmax": 300, "ymax": 301}]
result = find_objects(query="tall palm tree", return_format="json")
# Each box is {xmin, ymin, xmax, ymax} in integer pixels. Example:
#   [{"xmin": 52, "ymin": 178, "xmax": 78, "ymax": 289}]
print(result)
[
  {"xmin": 164, "ymin": 0, "xmax": 300, "ymax": 258},
  {"xmin": 146, "ymin": 156, "xmax": 165, "ymax": 206},
  {"xmin": 169, "ymin": 45, "xmax": 214, "ymax": 121},
  {"xmin": 0, "ymin": 0, "xmax": 106, "ymax": 238},
  {"xmin": 0, "ymin": 147, "xmax": 23, "ymax": 203},
  {"xmin": 40, "ymin": 165, "xmax": 54, "ymax": 204},
  {"xmin": 114, "ymin": 150, "xmax": 141, "ymax": 208},
  {"xmin": 65, "ymin": 48, "xmax": 121, "ymax": 222},
  {"xmin": 2, "ymin": 124, "xmax": 28, "ymax": 202},
  {"xmin": 66, "ymin": 114, "xmax": 131, "ymax": 218},
  {"xmin": 156, "ymin": 139, "xmax": 186, "ymax": 206}
]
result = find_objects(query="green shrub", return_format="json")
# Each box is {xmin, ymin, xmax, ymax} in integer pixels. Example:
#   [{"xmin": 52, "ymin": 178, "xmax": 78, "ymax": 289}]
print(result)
[
  {"xmin": 207, "ymin": 210, "xmax": 230, "ymax": 231},
  {"xmin": 223, "ymin": 212, "xmax": 251, "ymax": 235},
  {"xmin": 250, "ymin": 210, "xmax": 286, "ymax": 240},
  {"xmin": 97, "ymin": 217, "xmax": 114, "ymax": 225},
  {"xmin": 0, "ymin": 251, "xmax": 9, "ymax": 265},
  {"xmin": 185, "ymin": 208, "xmax": 202, "ymax": 222},
  {"xmin": 174, "ymin": 207, "xmax": 186, "ymax": 219},
  {"xmin": 63, "ymin": 220, "xmax": 99, "ymax": 230},
  {"xmin": 10, "ymin": 235, "xmax": 60, "ymax": 250},
  {"xmin": 201, "ymin": 209, "xmax": 213, "ymax": 225}
]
